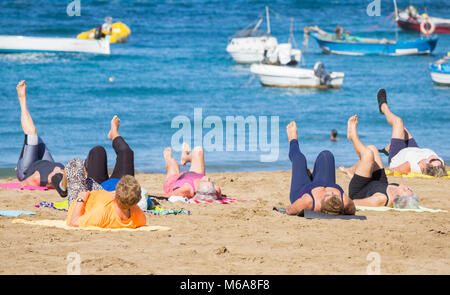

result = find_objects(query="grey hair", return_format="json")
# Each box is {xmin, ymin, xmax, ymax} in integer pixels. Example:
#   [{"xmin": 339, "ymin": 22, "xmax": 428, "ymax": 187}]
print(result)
[
  {"xmin": 424, "ymin": 162, "xmax": 447, "ymax": 177},
  {"xmin": 393, "ymin": 192, "xmax": 420, "ymax": 209},
  {"xmin": 195, "ymin": 180, "xmax": 217, "ymax": 201}
]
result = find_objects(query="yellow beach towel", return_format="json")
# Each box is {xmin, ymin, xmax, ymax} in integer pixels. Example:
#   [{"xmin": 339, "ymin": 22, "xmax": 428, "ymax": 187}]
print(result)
[
  {"xmin": 384, "ymin": 169, "xmax": 450, "ymax": 179},
  {"xmin": 12, "ymin": 219, "xmax": 171, "ymax": 232}
]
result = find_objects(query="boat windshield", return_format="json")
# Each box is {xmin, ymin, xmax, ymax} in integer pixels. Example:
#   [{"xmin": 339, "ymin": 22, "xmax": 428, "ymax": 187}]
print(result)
[{"xmin": 231, "ymin": 29, "xmax": 272, "ymax": 38}]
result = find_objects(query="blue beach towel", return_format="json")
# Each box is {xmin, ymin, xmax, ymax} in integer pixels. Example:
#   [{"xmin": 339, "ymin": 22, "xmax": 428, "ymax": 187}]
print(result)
[{"xmin": 0, "ymin": 210, "xmax": 35, "ymax": 217}]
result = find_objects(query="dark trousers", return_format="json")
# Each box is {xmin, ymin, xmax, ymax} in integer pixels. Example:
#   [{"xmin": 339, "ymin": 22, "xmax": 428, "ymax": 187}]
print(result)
[
  {"xmin": 84, "ymin": 136, "xmax": 134, "ymax": 184},
  {"xmin": 289, "ymin": 139, "xmax": 336, "ymax": 204}
]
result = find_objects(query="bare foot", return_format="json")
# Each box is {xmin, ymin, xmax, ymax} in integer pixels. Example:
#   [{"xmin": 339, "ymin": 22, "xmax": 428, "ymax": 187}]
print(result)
[
  {"xmin": 347, "ymin": 115, "xmax": 358, "ymax": 141},
  {"xmin": 17, "ymin": 80, "xmax": 27, "ymax": 106},
  {"xmin": 163, "ymin": 147, "xmax": 173, "ymax": 162},
  {"xmin": 339, "ymin": 166, "xmax": 354, "ymax": 178},
  {"xmin": 107, "ymin": 115, "xmax": 120, "ymax": 140},
  {"xmin": 286, "ymin": 121, "xmax": 298, "ymax": 142},
  {"xmin": 180, "ymin": 142, "xmax": 191, "ymax": 166}
]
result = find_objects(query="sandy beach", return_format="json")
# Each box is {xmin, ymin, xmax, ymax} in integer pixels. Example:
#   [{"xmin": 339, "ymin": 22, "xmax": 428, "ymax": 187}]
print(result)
[{"xmin": 0, "ymin": 169, "xmax": 449, "ymax": 275}]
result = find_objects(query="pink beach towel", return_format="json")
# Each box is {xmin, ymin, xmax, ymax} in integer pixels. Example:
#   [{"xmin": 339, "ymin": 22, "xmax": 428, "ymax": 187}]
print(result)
[
  {"xmin": 189, "ymin": 197, "xmax": 239, "ymax": 204},
  {"xmin": 0, "ymin": 182, "xmax": 50, "ymax": 191}
]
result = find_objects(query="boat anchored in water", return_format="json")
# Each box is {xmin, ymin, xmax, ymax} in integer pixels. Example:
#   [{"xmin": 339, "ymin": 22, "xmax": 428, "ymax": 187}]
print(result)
[
  {"xmin": 0, "ymin": 35, "xmax": 110, "ymax": 55},
  {"xmin": 304, "ymin": 25, "xmax": 437, "ymax": 56},
  {"xmin": 394, "ymin": 0, "xmax": 450, "ymax": 34},
  {"xmin": 77, "ymin": 16, "xmax": 131, "ymax": 43},
  {"xmin": 250, "ymin": 62, "xmax": 344, "ymax": 88},
  {"xmin": 226, "ymin": 6, "xmax": 301, "ymax": 64},
  {"xmin": 429, "ymin": 53, "xmax": 450, "ymax": 86}
]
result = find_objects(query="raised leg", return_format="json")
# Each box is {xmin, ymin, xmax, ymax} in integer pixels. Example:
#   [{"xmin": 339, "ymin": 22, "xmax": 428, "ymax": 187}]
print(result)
[
  {"xmin": 164, "ymin": 147, "xmax": 180, "ymax": 177},
  {"xmin": 287, "ymin": 122, "xmax": 312, "ymax": 204},
  {"xmin": 311, "ymin": 150, "xmax": 336, "ymax": 184},
  {"xmin": 188, "ymin": 146, "xmax": 206, "ymax": 175},
  {"xmin": 107, "ymin": 116, "xmax": 135, "ymax": 179},
  {"xmin": 347, "ymin": 115, "xmax": 374, "ymax": 178},
  {"xmin": 85, "ymin": 146, "xmax": 109, "ymax": 184}
]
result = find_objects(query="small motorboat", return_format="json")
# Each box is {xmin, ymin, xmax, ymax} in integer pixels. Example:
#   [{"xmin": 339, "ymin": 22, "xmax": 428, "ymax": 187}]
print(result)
[
  {"xmin": 77, "ymin": 17, "xmax": 130, "ymax": 43},
  {"xmin": 394, "ymin": 1, "xmax": 450, "ymax": 34},
  {"xmin": 429, "ymin": 53, "xmax": 450, "ymax": 86},
  {"xmin": 305, "ymin": 26, "xmax": 437, "ymax": 56},
  {"xmin": 226, "ymin": 6, "xmax": 300, "ymax": 64},
  {"xmin": 250, "ymin": 62, "xmax": 344, "ymax": 88},
  {"xmin": 0, "ymin": 35, "xmax": 110, "ymax": 54}
]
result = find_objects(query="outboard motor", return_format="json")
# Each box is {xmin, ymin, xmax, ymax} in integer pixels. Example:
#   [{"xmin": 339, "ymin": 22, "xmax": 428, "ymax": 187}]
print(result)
[{"xmin": 314, "ymin": 61, "xmax": 331, "ymax": 85}]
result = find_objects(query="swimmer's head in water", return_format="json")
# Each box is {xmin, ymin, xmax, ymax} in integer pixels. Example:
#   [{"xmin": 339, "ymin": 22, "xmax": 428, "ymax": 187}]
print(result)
[{"xmin": 320, "ymin": 192, "xmax": 344, "ymax": 215}]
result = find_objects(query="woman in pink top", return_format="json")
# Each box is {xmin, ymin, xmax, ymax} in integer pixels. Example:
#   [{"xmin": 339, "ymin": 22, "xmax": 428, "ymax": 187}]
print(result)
[{"xmin": 163, "ymin": 143, "xmax": 221, "ymax": 200}]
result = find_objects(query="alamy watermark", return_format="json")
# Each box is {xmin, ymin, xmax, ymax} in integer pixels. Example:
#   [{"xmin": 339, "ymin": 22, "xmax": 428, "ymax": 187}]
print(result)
[
  {"xmin": 171, "ymin": 108, "xmax": 279, "ymax": 162},
  {"xmin": 366, "ymin": 0, "xmax": 381, "ymax": 16},
  {"xmin": 66, "ymin": 252, "xmax": 81, "ymax": 275},
  {"xmin": 366, "ymin": 252, "xmax": 381, "ymax": 275},
  {"xmin": 67, "ymin": 0, "xmax": 81, "ymax": 17}
]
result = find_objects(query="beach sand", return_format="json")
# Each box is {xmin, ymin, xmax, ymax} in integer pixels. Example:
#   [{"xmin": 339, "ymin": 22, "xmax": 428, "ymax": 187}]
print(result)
[{"xmin": 0, "ymin": 170, "xmax": 449, "ymax": 275}]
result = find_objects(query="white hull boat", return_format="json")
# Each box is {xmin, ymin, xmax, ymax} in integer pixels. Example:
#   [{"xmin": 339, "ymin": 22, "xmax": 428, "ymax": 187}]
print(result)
[
  {"xmin": 430, "ymin": 71, "xmax": 450, "ymax": 85},
  {"xmin": 250, "ymin": 63, "xmax": 344, "ymax": 88},
  {"xmin": 0, "ymin": 35, "xmax": 110, "ymax": 55}
]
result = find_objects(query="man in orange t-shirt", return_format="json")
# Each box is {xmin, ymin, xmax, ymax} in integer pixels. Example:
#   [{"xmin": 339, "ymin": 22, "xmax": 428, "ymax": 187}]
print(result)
[{"xmin": 66, "ymin": 175, "xmax": 146, "ymax": 229}]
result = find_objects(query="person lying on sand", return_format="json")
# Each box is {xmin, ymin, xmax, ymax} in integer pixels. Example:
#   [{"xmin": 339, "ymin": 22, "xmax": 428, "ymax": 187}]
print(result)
[
  {"xmin": 15, "ymin": 80, "xmax": 66, "ymax": 195},
  {"xmin": 64, "ymin": 116, "xmax": 145, "ymax": 229},
  {"xmin": 339, "ymin": 115, "xmax": 418, "ymax": 207},
  {"xmin": 286, "ymin": 121, "xmax": 356, "ymax": 216},
  {"xmin": 63, "ymin": 115, "xmax": 136, "ymax": 205},
  {"xmin": 163, "ymin": 143, "xmax": 221, "ymax": 200},
  {"xmin": 377, "ymin": 89, "xmax": 446, "ymax": 177}
]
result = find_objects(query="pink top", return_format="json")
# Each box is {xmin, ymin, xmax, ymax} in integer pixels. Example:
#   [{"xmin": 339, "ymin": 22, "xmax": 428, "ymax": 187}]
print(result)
[{"xmin": 172, "ymin": 172, "xmax": 205, "ymax": 193}]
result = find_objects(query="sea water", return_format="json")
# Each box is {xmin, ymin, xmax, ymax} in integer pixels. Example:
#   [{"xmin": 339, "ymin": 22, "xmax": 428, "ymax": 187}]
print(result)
[{"xmin": 0, "ymin": 0, "xmax": 449, "ymax": 175}]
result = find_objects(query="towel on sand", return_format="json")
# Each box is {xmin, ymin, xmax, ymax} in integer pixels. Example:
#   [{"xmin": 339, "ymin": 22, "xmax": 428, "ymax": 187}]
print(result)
[
  {"xmin": 0, "ymin": 210, "xmax": 35, "ymax": 217},
  {"xmin": 273, "ymin": 207, "xmax": 367, "ymax": 220},
  {"xmin": 356, "ymin": 205, "xmax": 447, "ymax": 213},
  {"xmin": 168, "ymin": 195, "xmax": 240, "ymax": 204},
  {"xmin": 12, "ymin": 219, "xmax": 171, "ymax": 232},
  {"xmin": 35, "ymin": 201, "xmax": 190, "ymax": 216},
  {"xmin": 0, "ymin": 182, "xmax": 50, "ymax": 191},
  {"xmin": 385, "ymin": 169, "xmax": 450, "ymax": 179}
]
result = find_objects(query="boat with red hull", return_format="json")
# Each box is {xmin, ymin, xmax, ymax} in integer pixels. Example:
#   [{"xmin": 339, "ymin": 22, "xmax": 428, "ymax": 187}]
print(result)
[{"xmin": 394, "ymin": 2, "xmax": 450, "ymax": 34}]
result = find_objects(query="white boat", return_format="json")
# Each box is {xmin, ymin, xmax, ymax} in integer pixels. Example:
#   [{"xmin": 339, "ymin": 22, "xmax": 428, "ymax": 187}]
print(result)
[
  {"xmin": 429, "ymin": 54, "xmax": 450, "ymax": 85},
  {"xmin": 250, "ymin": 62, "xmax": 344, "ymax": 88},
  {"xmin": 0, "ymin": 35, "xmax": 110, "ymax": 55},
  {"xmin": 226, "ymin": 6, "xmax": 300, "ymax": 65}
]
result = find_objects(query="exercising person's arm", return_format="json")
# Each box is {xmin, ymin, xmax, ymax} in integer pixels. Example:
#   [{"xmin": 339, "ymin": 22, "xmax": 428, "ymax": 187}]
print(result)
[
  {"xmin": 286, "ymin": 195, "xmax": 313, "ymax": 215},
  {"xmin": 69, "ymin": 192, "xmax": 90, "ymax": 227},
  {"xmin": 170, "ymin": 184, "xmax": 194, "ymax": 199},
  {"xmin": 391, "ymin": 162, "xmax": 411, "ymax": 174}
]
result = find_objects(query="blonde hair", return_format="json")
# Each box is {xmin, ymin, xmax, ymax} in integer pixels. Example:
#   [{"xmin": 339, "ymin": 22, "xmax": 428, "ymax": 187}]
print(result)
[
  {"xmin": 320, "ymin": 195, "xmax": 344, "ymax": 215},
  {"xmin": 115, "ymin": 175, "xmax": 141, "ymax": 209},
  {"xmin": 425, "ymin": 163, "xmax": 446, "ymax": 177}
]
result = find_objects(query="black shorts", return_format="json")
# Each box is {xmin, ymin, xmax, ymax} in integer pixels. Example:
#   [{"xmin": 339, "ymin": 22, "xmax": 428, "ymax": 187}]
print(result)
[{"xmin": 349, "ymin": 169, "xmax": 390, "ymax": 206}]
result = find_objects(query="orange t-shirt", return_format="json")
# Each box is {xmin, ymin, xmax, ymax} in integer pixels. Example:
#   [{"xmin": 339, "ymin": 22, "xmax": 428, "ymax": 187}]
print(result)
[{"xmin": 66, "ymin": 190, "xmax": 146, "ymax": 229}]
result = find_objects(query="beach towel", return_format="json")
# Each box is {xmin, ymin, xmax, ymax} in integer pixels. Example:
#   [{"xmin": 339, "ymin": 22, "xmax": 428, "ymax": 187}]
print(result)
[
  {"xmin": 12, "ymin": 218, "xmax": 171, "ymax": 232},
  {"xmin": 0, "ymin": 210, "xmax": 35, "ymax": 217},
  {"xmin": 356, "ymin": 205, "xmax": 447, "ymax": 213},
  {"xmin": 168, "ymin": 195, "xmax": 240, "ymax": 204},
  {"xmin": 384, "ymin": 168, "xmax": 450, "ymax": 179},
  {"xmin": 0, "ymin": 182, "xmax": 50, "ymax": 191},
  {"xmin": 273, "ymin": 207, "xmax": 367, "ymax": 220},
  {"xmin": 35, "ymin": 200, "xmax": 190, "ymax": 216},
  {"xmin": 35, "ymin": 201, "xmax": 68, "ymax": 212},
  {"xmin": 144, "ymin": 206, "xmax": 191, "ymax": 216}
]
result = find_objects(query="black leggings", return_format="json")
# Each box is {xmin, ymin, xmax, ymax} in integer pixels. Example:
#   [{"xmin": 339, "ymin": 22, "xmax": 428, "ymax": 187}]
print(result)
[{"xmin": 84, "ymin": 136, "xmax": 134, "ymax": 184}]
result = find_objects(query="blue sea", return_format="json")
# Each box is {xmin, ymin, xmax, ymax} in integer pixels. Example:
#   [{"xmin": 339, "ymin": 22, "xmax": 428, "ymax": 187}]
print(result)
[{"xmin": 0, "ymin": 0, "xmax": 449, "ymax": 176}]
